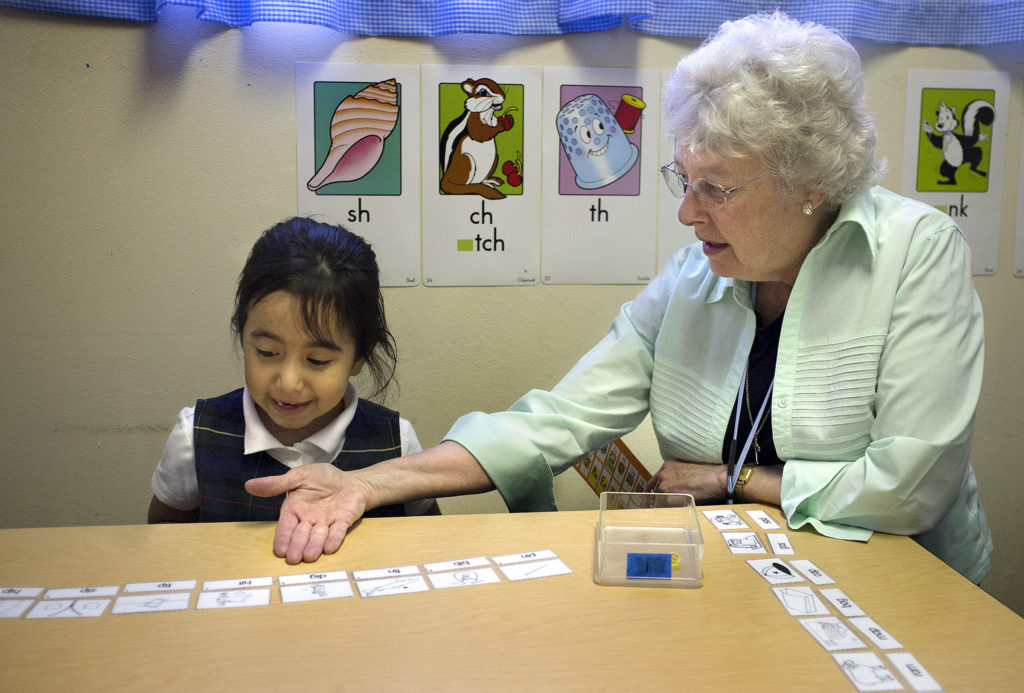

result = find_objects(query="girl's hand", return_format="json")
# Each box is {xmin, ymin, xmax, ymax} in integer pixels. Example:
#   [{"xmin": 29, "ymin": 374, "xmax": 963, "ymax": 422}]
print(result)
[
  {"xmin": 646, "ymin": 460, "xmax": 728, "ymax": 503},
  {"xmin": 245, "ymin": 464, "xmax": 370, "ymax": 564}
]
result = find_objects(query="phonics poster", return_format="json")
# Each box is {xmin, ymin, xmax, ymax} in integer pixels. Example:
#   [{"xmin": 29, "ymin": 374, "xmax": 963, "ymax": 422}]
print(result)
[{"xmin": 296, "ymin": 63, "xmax": 422, "ymax": 287}]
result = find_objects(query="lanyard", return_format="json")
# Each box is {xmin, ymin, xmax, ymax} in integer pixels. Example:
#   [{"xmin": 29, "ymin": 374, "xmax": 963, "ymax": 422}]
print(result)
[{"xmin": 726, "ymin": 363, "xmax": 774, "ymax": 504}]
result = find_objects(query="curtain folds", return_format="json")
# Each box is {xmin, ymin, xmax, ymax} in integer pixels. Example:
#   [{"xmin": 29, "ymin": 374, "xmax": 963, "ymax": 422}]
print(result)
[{"xmin": 5, "ymin": 0, "xmax": 1024, "ymax": 45}]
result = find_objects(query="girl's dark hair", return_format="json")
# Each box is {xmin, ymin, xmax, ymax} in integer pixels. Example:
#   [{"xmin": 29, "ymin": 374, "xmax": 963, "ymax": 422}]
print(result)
[{"xmin": 231, "ymin": 217, "xmax": 397, "ymax": 400}]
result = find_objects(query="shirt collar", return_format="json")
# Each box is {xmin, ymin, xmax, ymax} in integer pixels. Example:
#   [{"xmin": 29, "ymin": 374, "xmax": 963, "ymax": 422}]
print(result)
[{"xmin": 242, "ymin": 383, "xmax": 359, "ymax": 457}]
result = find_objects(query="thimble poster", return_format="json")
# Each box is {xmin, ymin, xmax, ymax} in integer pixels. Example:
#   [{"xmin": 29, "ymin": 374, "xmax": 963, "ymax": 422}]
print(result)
[
  {"xmin": 421, "ymin": 64, "xmax": 542, "ymax": 287},
  {"xmin": 541, "ymin": 66, "xmax": 660, "ymax": 284},
  {"xmin": 901, "ymin": 69, "xmax": 1008, "ymax": 276},
  {"xmin": 296, "ymin": 63, "xmax": 422, "ymax": 287}
]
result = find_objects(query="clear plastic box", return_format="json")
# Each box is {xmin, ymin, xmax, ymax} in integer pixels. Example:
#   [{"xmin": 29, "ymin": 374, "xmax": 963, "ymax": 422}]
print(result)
[{"xmin": 594, "ymin": 492, "xmax": 704, "ymax": 588}]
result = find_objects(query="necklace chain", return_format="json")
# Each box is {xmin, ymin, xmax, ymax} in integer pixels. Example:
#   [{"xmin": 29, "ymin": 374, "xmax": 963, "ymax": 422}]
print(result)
[{"xmin": 744, "ymin": 369, "xmax": 770, "ymax": 465}]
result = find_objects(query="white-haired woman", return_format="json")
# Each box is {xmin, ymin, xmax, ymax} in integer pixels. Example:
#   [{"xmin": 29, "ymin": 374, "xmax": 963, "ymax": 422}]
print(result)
[{"xmin": 248, "ymin": 12, "xmax": 991, "ymax": 584}]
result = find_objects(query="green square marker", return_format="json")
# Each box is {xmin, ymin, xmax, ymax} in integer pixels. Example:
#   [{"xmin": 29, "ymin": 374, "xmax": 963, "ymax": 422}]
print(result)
[{"xmin": 457, "ymin": 239, "xmax": 474, "ymax": 252}]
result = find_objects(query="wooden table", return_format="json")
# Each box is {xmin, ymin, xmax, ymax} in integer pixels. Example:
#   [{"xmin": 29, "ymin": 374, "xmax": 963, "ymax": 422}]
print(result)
[{"xmin": 1, "ymin": 505, "xmax": 1021, "ymax": 692}]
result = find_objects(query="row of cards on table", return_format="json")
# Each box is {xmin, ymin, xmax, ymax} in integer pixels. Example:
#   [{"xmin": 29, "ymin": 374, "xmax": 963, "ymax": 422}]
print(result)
[
  {"xmin": 703, "ymin": 508, "xmax": 942, "ymax": 693},
  {"xmin": 0, "ymin": 549, "xmax": 572, "ymax": 619}
]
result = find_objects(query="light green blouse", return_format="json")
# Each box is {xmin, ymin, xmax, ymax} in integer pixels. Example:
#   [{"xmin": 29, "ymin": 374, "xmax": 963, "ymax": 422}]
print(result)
[{"xmin": 446, "ymin": 186, "xmax": 991, "ymax": 583}]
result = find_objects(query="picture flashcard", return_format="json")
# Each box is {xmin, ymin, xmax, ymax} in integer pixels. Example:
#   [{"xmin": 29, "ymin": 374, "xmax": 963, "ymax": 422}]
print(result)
[
  {"xmin": 722, "ymin": 531, "xmax": 768, "ymax": 554},
  {"xmin": 355, "ymin": 575, "xmax": 430, "ymax": 598},
  {"xmin": 0, "ymin": 599, "xmax": 35, "ymax": 618},
  {"xmin": 27, "ymin": 599, "xmax": 111, "ymax": 619},
  {"xmin": 701, "ymin": 509, "xmax": 749, "ymax": 530},
  {"xmin": 499, "ymin": 558, "xmax": 573, "ymax": 581},
  {"xmin": 112, "ymin": 592, "xmax": 192, "ymax": 614},
  {"xmin": 196, "ymin": 589, "xmax": 271, "ymax": 610},
  {"xmin": 832, "ymin": 652, "xmax": 903, "ymax": 691},
  {"xmin": 428, "ymin": 567, "xmax": 502, "ymax": 589},
  {"xmin": 747, "ymin": 558, "xmax": 805, "ymax": 585},
  {"xmin": 799, "ymin": 616, "xmax": 867, "ymax": 651},
  {"xmin": 772, "ymin": 586, "xmax": 831, "ymax": 616},
  {"xmin": 280, "ymin": 581, "xmax": 355, "ymax": 604}
]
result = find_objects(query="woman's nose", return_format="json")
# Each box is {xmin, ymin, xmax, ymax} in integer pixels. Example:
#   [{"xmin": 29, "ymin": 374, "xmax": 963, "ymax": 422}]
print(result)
[{"xmin": 677, "ymin": 189, "xmax": 708, "ymax": 227}]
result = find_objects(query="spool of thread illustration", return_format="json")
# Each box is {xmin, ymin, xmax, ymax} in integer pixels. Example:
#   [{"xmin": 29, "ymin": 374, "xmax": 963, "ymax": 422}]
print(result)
[
  {"xmin": 556, "ymin": 93, "xmax": 639, "ymax": 190},
  {"xmin": 614, "ymin": 94, "xmax": 646, "ymax": 133}
]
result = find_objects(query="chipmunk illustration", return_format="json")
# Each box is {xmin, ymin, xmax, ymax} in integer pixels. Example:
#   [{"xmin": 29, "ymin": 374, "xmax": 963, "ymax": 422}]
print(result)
[
  {"xmin": 439, "ymin": 78, "xmax": 515, "ymax": 199},
  {"xmin": 922, "ymin": 99, "xmax": 995, "ymax": 185}
]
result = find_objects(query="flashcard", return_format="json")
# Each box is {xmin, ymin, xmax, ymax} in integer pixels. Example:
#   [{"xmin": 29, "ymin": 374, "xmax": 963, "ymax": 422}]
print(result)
[
  {"xmin": 849, "ymin": 616, "xmax": 903, "ymax": 650},
  {"xmin": 722, "ymin": 532, "xmax": 767, "ymax": 554},
  {"xmin": 819, "ymin": 588, "xmax": 867, "ymax": 618},
  {"xmin": 279, "ymin": 570, "xmax": 349, "ymax": 586},
  {"xmin": 800, "ymin": 616, "xmax": 867, "ymax": 651},
  {"xmin": 280, "ymin": 581, "xmax": 354, "ymax": 603},
  {"xmin": 767, "ymin": 533, "xmax": 795, "ymax": 555},
  {"xmin": 747, "ymin": 558, "xmax": 805, "ymax": 585},
  {"xmin": 356, "ymin": 575, "xmax": 430, "ymax": 598},
  {"xmin": 498, "ymin": 558, "xmax": 573, "ymax": 581},
  {"xmin": 27, "ymin": 599, "xmax": 111, "ymax": 619},
  {"xmin": 124, "ymin": 580, "xmax": 197, "ymax": 593},
  {"xmin": 745, "ymin": 509, "xmax": 781, "ymax": 529},
  {"xmin": 196, "ymin": 589, "xmax": 271, "ymax": 610},
  {"xmin": 772, "ymin": 586, "xmax": 831, "ymax": 616},
  {"xmin": 887, "ymin": 653, "xmax": 942, "ymax": 692},
  {"xmin": 0, "ymin": 587, "xmax": 44, "ymax": 598},
  {"xmin": 423, "ymin": 557, "xmax": 490, "ymax": 573},
  {"xmin": 790, "ymin": 559, "xmax": 835, "ymax": 585},
  {"xmin": 833, "ymin": 652, "xmax": 903, "ymax": 691},
  {"xmin": 203, "ymin": 577, "xmax": 272, "ymax": 591},
  {"xmin": 112, "ymin": 592, "xmax": 192, "ymax": 614},
  {"xmin": 44, "ymin": 585, "xmax": 119, "ymax": 599},
  {"xmin": 0, "ymin": 599, "xmax": 35, "ymax": 618},
  {"xmin": 491, "ymin": 549, "xmax": 557, "ymax": 565},
  {"xmin": 428, "ymin": 567, "xmax": 502, "ymax": 589},
  {"xmin": 701, "ymin": 509, "xmax": 749, "ymax": 530},
  {"xmin": 352, "ymin": 565, "xmax": 421, "ymax": 581}
]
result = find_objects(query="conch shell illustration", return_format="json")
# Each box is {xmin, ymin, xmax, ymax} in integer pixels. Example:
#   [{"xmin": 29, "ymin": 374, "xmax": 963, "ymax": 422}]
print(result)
[{"xmin": 307, "ymin": 78, "xmax": 400, "ymax": 191}]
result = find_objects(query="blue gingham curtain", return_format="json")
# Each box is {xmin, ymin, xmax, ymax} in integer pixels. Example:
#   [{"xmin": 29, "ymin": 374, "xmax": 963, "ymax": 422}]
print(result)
[{"xmin": 4, "ymin": 0, "xmax": 1024, "ymax": 45}]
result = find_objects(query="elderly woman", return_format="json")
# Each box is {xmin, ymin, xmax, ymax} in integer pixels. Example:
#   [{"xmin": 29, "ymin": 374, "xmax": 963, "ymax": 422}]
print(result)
[{"xmin": 248, "ymin": 12, "xmax": 991, "ymax": 582}]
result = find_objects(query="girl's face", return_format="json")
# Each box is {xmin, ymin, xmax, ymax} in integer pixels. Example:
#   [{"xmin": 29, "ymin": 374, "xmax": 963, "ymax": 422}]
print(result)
[
  {"xmin": 675, "ymin": 145, "xmax": 826, "ymax": 287},
  {"xmin": 241, "ymin": 291, "xmax": 364, "ymax": 446}
]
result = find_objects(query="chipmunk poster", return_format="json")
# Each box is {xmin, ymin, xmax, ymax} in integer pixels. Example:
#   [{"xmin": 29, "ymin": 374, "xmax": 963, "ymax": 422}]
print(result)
[
  {"xmin": 296, "ymin": 63, "xmax": 422, "ymax": 287},
  {"xmin": 421, "ymin": 64, "xmax": 542, "ymax": 287},
  {"xmin": 902, "ymin": 69, "xmax": 1008, "ymax": 276},
  {"xmin": 541, "ymin": 67, "xmax": 660, "ymax": 284}
]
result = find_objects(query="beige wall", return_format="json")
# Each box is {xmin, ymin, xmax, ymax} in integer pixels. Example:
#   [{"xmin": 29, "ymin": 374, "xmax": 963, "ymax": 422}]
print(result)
[{"xmin": 2, "ymin": 8, "xmax": 1021, "ymax": 615}]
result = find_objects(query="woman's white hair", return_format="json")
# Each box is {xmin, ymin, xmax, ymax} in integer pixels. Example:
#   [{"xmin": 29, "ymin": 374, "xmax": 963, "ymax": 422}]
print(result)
[{"xmin": 663, "ymin": 12, "xmax": 886, "ymax": 207}]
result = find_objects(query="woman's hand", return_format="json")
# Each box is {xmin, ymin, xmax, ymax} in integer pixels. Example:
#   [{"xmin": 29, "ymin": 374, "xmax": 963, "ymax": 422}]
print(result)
[{"xmin": 646, "ymin": 460, "xmax": 728, "ymax": 503}]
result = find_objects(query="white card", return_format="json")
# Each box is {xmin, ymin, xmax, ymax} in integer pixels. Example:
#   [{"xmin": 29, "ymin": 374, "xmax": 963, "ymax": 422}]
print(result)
[
  {"xmin": 124, "ymin": 580, "xmax": 197, "ymax": 593},
  {"xmin": 887, "ymin": 653, "xmax": 942, "ymax": 692},
  {"xmin": 833, "ymin": 652, "xmax": 903, "ymax": 691},
  {"xmin": 423, "ymin": 557, "xmax": 490, "ymax": 573},
  {"xmin": 356, "ymin": 575, "xmax": 430, "ymax": 598},
  {"xmin": 428, "ymin": 567, "xmax": 501, "ymax": 589},
  {"xmin": 701, "ymin": 509, "xmax": 749, "ymax": 530},
  {"xmin": 491, "ymin": 549, "xmax": 557, "ymax": 565},
  {"xmin": 849, "ymin": 616, "xmax": 903, "ymax": 650},
  {"xmin": 112, "ymin": 592, "xmax": 192, "ymax": 614},
  {"xmin": 747, "ymin": 558, "xmax": 805, "ymax": 584},
  {"xmin": 0, "ymin": 599, "xmax": 35, "ymax": 618},
  {"xmin": 203, "ymin": 577, "xmax": 273, "ymax": 591},
  {"xmin": 790, "ymin": 559, "xmax": 835, "ymax": 585},
  {"xmin": 745, "ymin": 509, "xmax": 781, "ymax": 529},
  {"xmin": 799, "ymin": 617, "xmax": 867, "ymax": 651},
  {"xmin": 45, "ymin": 585, "xmax": 119, "ymax": 599},
  {"xmin": 27, "ymin": 599, "xmax": 111, "ymax": 619},
  {"xmin": 766, "ymin": 533, "xmax": 795, "ymax": 555},
  {"xmin": 722, "ymin": 531, "xmax": 767, "ymax": 554},
  {"xmin": 819, "ymin": 588, "xmax": 867, "ymax": 617},
  {"xmin": 279, "ymin": 570, "xmax": 349, "ymax": 586},
  {"xmin": 772, "ymin": 586, "xmax": 831, "ymax": 616},
  {"xmin": 0, "ymin": 586, "xmax": 44, "ymax": 599},
  {"xmin": 281, "ymin": 581, "xmax": 354, "ymax": 603},
  {"xmin": 352, "ymin": 565, "xmax": 421, "ymax": 581},
  {"xmin": 499, "ymin": 558, "xmax": 573, "ymax": 581},
  {"xmin": 196, "ymin": 589, "xmax": 271, "ymax": 609}
]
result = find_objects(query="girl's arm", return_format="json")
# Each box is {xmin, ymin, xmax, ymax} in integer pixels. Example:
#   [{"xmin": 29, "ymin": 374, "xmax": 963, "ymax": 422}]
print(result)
[{"xmin": 245, "ymin": 441, "xmax": 492, "ymax": 564}]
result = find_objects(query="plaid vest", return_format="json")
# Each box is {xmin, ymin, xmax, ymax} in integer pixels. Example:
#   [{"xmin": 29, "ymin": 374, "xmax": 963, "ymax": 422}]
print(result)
[{"xmin": 194, "ymin": 388, "xmax": 407, "ymax": 522}]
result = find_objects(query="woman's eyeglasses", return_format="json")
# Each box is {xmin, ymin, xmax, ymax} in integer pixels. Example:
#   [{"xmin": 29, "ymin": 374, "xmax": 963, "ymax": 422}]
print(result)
[{"xmin": 660, "ymin": 162, "xmax": 767, "ymax": 211}]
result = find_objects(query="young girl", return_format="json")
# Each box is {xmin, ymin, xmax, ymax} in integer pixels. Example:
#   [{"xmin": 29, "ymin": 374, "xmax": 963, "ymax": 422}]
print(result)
[{"xmin": 148, "ymin": 217, "xmax": 435, "ymax": 523}]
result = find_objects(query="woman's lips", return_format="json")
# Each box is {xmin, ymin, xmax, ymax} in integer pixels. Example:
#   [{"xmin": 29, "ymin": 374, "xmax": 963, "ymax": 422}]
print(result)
[{"xmin": 702, "ymin": 240, "xmax": 729, "ymax": 256}]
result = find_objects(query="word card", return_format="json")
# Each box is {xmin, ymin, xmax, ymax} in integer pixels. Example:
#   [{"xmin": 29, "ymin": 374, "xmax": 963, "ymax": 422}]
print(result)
[
  {"xmin": 832, "ymin": 652, "xmax": 903, "ymax": 691},
  {"xmin": 745, "ymin": 509, "xmax": 781, "ymax": 529},
  {"xmin": 766, "ymin": 533, "xmax": 795, "ymax": 555},
  {"xmin": 818, "ymin": 587, "xmax": 866, "ymax": 617},
  {"xmin": 790, "ymin": 559, "xmax": 835, "ymax": 585},
  {"xmin": 279, "ymin": 570, "xmax": 349, "ymax": 586},
  {"xmin": 423, "ymin": 556, "xmax": 490, "ymax": 573},
  {"xmin": 203, "ymin": 577, "xmax": 273, "ymax": 591},
  {"xmin": 125, "ymin": 580, "xmax": 197, "ymax": 593},
  {"xmin": 886, "ymin": 653, "xmax": 942, "ymax": 692},
  {"xmin": 849, "ymin": 616, "xmax": 903, "ymax": 650},
  {"xmin": 492, "ymin": 549, "xmax": 557, "ymax": 565},
  {"xmin": 0, "ymin": 587, "xmax": 44, "ymax": 599},
  {"xmin": 353, "ymin": 565, "xmax": 421, "ymax": 580},
  {"xmin": 45, "ymin": 585, "xmax": 119, "ymax": 599}
]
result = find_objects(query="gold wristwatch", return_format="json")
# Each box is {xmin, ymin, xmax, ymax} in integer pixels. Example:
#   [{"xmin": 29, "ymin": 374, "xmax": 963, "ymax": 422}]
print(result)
[{"xmin": 734, "ymin": 466, "xmax": 754, "ymax": 500}]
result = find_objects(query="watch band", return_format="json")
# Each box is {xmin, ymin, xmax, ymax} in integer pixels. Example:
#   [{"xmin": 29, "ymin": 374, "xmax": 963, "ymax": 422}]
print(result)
[{"xmin": 734, "ymin": 466, "xmax": 754, "ymax": 500}]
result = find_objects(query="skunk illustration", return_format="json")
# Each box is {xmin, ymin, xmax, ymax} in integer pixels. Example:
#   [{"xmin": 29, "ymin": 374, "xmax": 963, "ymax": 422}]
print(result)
[{"xmin": 922, "ymin": 99, "xmax": 995, "ymax": 185}]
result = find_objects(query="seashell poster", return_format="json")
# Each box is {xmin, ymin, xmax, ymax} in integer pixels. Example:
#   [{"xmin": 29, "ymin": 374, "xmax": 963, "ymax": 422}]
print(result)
[
  {"xmin": 297, "ymin": 63, "xmax": 421, "ymax": 287},
  {"xmin": 421, "ymin": 64, "xmax": 542, "ymax": 287},
  {"xmin": 541, "ymin": 66, "xmax": 661, "ymax": 284}
]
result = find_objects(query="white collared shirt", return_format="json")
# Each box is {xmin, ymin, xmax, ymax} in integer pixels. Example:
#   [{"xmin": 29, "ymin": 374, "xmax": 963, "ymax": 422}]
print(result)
[{"xmin": 152, "ymin": 384, "xmax": 433, "ymax": 515}]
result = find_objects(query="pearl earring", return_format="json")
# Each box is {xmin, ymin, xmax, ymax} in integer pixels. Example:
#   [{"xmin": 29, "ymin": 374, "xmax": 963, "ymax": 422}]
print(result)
[{"xmin": 803, "ymin": 201, "xmax": 813, "ymax": 216}]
